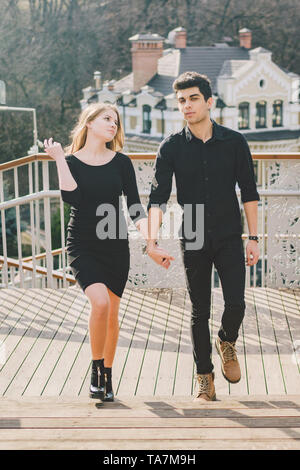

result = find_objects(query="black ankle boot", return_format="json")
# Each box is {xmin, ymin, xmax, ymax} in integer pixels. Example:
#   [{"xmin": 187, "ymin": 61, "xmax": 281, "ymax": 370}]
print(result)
[
  {"xmin": 89, "ymin": 359, "xmax": 105, "ymax": 400},
  {"xmin": 103, "ymin": 367, "xmax": 114, "ymax": 402}
]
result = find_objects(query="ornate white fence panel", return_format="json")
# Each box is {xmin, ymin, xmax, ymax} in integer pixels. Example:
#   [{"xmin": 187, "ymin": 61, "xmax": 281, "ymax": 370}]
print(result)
[{"xmin": 266, "ymin": 159, "xmax": 300, "ymax": 288}]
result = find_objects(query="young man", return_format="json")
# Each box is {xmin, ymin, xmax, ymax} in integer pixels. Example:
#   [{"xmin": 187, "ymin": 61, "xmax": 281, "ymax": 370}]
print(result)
[{"xmin": 147, "ymin": 72, "xmax": 260, "ymax": 402}]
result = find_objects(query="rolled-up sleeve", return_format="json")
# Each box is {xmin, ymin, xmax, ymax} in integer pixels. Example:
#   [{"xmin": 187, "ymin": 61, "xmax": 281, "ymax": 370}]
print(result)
[
  {"xmin": 121, "ymin": 155, "xmax": 146, "ymax": 224},
  {"xmin": 147, "ymin": 139, "xmax": 174, "ymax": 213},
  {"xmin": 236, "ymin": 135, "xmax": 260, "ymax": 203},
  {"xmin": 60, "ymin": 157, "xmax": 82, "ymax": 208}
]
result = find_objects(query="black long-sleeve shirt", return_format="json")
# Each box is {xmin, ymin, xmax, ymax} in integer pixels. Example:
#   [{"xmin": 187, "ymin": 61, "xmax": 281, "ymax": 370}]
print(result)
[
  {"xmin": 60, "ymin": 152, "xmax": 146, "ymax": 246},
  {"xmin": 147, "ymin": 119, "xmax": 260, "ymax": 243}
]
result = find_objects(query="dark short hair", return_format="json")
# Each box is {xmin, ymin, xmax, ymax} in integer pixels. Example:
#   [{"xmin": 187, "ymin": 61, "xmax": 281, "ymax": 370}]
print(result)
[{"xmin": 173, "ymin": 71, "xmax": 212, "ymax": 101}]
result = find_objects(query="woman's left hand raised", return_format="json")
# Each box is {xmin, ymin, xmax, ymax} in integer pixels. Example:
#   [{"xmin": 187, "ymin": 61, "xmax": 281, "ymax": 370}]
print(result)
[{"xmin": 44, "ymin": 138, "xmax": 65, "ymax": 162}]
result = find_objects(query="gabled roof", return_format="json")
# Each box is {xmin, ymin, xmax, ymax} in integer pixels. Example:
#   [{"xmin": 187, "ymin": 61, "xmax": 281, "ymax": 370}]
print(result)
[
  {"xmin": 145, "ymin": 46, "xmax": 250, "ymax": 95},
  {"xmin": 178, "ymin": 46, "xmax": 250, "ymax": 92}
]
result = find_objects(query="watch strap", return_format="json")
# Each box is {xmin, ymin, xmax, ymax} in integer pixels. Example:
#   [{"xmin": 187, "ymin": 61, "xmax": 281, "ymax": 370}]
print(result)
[{"xmin": 248, "ymin": 235, "xmax": 259, "ymax": 242}]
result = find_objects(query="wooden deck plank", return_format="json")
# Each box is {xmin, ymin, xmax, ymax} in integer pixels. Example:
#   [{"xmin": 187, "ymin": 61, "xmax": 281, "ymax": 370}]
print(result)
[
  {"xmin": 241, "ymin": 289, "xmax": 267, "ymax": 394},
  {"xmin": 171, "ymin": 291, "xmax": 194, "ymax": 396},
  {"xmin": 131, "ymin": 290, "xmax": 167, "ymax": 396},
  {"xmin": 152, "ymin": 290, "xmax": 185, "ymax": 396},
  {"xmin": 151, "ymin": 292, "xmax": 178, "ymax": 396},
  {"xmin": 0, "ymin": 289, "xmax": 27, "ymax": 330},
  {"xmin": 252, "ymin": 289, "xmax": 286, "ymax": 394},
  {"xmin": 1, "ymin": 437, "xmax": 300, "ymax": 450},
  {"xmin": 0, "ymin": 290, "xmax": 57, "ymax": 395},
  {"xmin": 278, "ymin": 290, "xmax": 300, "ymax": 313},
  {"xmin": 39, "ymin": 292, "xmax": 89, "ymax": 396},
  {"xmin": 4, "ymin": 290, "xmax": 68, "ymax": 397},
  {"xmin": 114, "ymin": 290, "xmax": 154, "ymax": 395},
  {"xmin": 58, "ymin": 331, "xmax": 90, "ymax": 396},
  {"xmin": 118, "ymin": 290, "xmax": 169, "ymax": 396},
  {"xmin": 129, "ymin": 291, "xmax": 161, "ymax": 396},
  {"xmin": 279, "ymin": 290, "xmax": 300, "ymax": 376},
  {"xmin": 22, "ymin": 289, "xmax": 84, "ymax": 396},
  {"xmin": 265, "ymin": 288, "xmax": 300, "ymax": 393},
  {"xmin": 2, "ymin": 407, "xmax": 300, "ymax": 418},
  {"xmin": 292, "ymin": 290, "xmax": 300, "ymax": 311},
  {"xmin": 0, "ymin": 289, "xmax": 41, "ymax": 336},
  {"xmin": 0, "ymin": 426, "xmax": 300, "ymax": 442},
  {"xmin": 1, "ymin": 416, "xmax": 300, "ymax": 428}
]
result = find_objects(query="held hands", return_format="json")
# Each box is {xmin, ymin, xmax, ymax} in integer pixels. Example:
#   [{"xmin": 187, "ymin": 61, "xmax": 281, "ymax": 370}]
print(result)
[
  {"xmin": 147, "ymin": 244, "xmax": 175, "ymax": 270},
  {"xmin": 246, "ymin": 240, "xmax": 260, "ymax": 267},
  {"xmin": 44, "ymin": 138, "xmax": 65, "ymax": 161}
]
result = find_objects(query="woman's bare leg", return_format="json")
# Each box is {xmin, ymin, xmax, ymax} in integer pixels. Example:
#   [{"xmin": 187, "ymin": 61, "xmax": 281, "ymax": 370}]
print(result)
[
  {"xmin": 84, "ymin": 283, "xmax": 110, "ymax": 360},
  {"xmin": 103, "ymin": 288, "xmax": 121, "ymax": 368}
]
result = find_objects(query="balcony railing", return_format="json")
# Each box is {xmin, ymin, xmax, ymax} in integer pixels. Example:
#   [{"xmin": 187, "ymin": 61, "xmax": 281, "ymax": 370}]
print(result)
[{"xmin": 0, "ymin": 153, "xmax": 299, "ymax": 289}]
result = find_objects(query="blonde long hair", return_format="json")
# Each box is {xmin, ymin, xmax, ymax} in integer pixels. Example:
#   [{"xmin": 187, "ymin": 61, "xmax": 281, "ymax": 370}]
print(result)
[{"xmin": 65, "ymin": 102, "xmax": 124, "ymax": 154}]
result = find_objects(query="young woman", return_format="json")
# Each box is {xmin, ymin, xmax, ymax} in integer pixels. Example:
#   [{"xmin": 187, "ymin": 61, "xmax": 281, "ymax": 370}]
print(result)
[{"xmin": 44, "ymin": 103, "xmax": 172, "ymax": 401}]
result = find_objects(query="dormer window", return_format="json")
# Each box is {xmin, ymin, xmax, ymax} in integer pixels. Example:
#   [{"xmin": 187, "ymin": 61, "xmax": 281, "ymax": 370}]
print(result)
[
  {"xmin": 142, "ymin": 105, "xmax": 151, "ymax": 134},
  {"xmin": 238, "ymin": 102, "xmax": 250, "ymax": 129},
  {"xmin": 256, "ymin": 101, "xmax": 267, "ymax": 128},
  {"xmin": 272, "ymin": 100, "xmax": 283, "ymax": 127}
]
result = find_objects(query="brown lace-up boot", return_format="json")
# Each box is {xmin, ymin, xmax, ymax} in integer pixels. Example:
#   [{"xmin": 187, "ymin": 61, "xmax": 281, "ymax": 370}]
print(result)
[
  {"xmin": 193, "ymin": 372, "xmax": 216, "ymax": 402},
  {"xmin": 215, "ymin": 337, "xmax": 241, "ymax": 383}
]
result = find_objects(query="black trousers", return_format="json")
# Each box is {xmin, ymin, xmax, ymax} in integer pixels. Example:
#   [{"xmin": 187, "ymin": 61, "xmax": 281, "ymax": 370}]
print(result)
[{"xmin": 180, "ymin": 235, "xmax": 246, "ymax": 374}]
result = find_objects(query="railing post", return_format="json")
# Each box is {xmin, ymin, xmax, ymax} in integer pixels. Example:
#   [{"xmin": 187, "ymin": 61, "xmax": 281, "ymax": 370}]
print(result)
[
  {"xmin": 261, "ymin": 160, "xmax": 266, "ymax": 287},
  {"xmin": 0, "ymin": 171, "xmax": 9, "ymax": 287},
  {"xmin": 34, "ymin": 160, "xmax": 41, "ymax": 257},
  {"xmin": 28, "ymin": 162, "xmax": 37, "ymax": 288},
  {"xmin": 14, "ymin": 167, "xmax": 24, "ymax": 287},
  {"xmin": 42, "ymin": 161, "xmax": 53, "ymax": 288}
]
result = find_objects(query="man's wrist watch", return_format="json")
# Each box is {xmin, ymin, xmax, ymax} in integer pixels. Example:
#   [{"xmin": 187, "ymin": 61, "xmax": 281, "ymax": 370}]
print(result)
[{"xmin": 248, "ymin": 235, "xmax": 259, "ymax": 242}]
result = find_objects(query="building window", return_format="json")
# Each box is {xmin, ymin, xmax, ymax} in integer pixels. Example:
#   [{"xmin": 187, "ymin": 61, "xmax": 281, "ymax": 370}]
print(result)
[
  {"xmin": 272, "ymin": 100, "xmax": 283, "ymax": 127},
  {"xmin": 256, "ymin": 101, "xmax": 267, "ymax": 128},
  {"xmin": 142, "ymin": 105, "xmax": 151, "ymax": 134},
  {"xmin": 238, "ymin": 102, "xmax": 250, "ymax": 129}
]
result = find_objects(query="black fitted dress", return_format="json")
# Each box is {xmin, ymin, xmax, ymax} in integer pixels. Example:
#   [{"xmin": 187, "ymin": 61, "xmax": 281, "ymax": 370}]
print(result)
[{"xmin": 60, "ymin": 152, "xmax": 146, "ymax": 297}]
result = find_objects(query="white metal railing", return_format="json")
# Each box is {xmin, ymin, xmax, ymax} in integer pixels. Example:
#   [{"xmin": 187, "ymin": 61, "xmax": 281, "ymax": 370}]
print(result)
[{"xmin": 0, "ymin": 153, "xmax": 299, "ymax": 289}]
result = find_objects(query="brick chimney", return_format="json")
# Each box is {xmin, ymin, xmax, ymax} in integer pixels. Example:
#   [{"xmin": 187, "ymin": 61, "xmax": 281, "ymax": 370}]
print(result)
[
  {"xmin": 129, "ymin": 33, "xmax": 165, "ymax": 93},
  {"xmin": 239, "ymin": 28, "xmax": 252, "ymax": 49},
  {"xmin": 174, "ymin": 27, "xmax": 187, "ymax": 48},
  {"xmin": 167, "ymin": 27, "xmax": 187, "ymax": 49}
]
